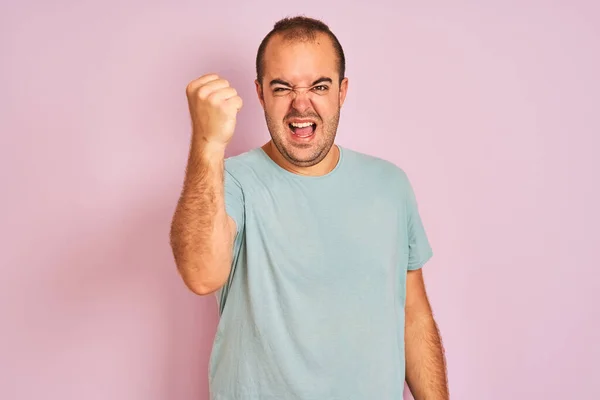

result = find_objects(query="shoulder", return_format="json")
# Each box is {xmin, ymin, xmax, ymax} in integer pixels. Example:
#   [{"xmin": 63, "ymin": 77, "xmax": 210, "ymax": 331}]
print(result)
[
  {"xmin": 340, "ymin": 145, "xmax": 411, "ymax": 187},
  {"xmin": 224, "ymin": 147, "xmax": 268, "ymax": 178}
]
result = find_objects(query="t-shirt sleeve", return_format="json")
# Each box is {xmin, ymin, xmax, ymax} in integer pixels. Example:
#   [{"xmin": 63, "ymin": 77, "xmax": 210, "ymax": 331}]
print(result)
[
  {"xmin": 403, "ymin": 173, "xmax": 434, "ymax": 270},
  {"xmin": 224, "ymin": 168, "xmax": 245, "ymax": 236},
  {"xmin": 216, "ymin": 167, "xmax": 245, "ymax": 312}
]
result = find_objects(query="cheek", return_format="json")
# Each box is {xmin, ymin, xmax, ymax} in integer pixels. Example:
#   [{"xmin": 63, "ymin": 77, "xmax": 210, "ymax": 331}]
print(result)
[
  {"xmin": 265, "ymin": 100, "xmax": 289, "ymax": 120},
  {"xmin": 313, "ymin": 100, "xmax": 336, "ymax": 119}
]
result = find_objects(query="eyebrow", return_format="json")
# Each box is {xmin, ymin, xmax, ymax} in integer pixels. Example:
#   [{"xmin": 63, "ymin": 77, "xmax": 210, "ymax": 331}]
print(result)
[{"xmin": 269, "ymin": 77, "xmax": 333, "ymax": 87}]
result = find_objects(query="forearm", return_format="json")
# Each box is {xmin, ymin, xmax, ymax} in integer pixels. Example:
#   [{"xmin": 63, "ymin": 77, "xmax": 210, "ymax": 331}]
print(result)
[
  {"xmin": 169, "ymin": 142, "xmax": 233, "ymax": 294},
  {"xmin": 405, "ymin": 312, "xmax": 449, "ymax": 399}
]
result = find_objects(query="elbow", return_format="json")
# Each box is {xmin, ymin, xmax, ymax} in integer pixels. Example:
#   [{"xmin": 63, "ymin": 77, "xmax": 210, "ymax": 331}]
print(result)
[
  {"xmin": 185, "ymin": 279, "xmax": 223, "ymax": 296},
  {"xmin": 175, "ymin": 259, "xmax": 229, "ymax": 296},
  {"xmin": 169, "ymin": 234, "xmax": 232, "ymax": 296}
]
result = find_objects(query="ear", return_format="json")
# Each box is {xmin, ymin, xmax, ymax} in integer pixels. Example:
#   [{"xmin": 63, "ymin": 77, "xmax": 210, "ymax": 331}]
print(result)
[
  {"xmin": 338, "ymin": 77, "xmax": 349, "ymax": 107},
  {"xmin": 255, "ymin": 79, "xmax": 265, "ymax": 109}
]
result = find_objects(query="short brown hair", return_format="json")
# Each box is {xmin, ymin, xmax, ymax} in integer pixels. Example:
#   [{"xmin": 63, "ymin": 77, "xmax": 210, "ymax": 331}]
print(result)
[{"xmin": 255, "ymin": 16, "xmax": 346, "ymax": 85}]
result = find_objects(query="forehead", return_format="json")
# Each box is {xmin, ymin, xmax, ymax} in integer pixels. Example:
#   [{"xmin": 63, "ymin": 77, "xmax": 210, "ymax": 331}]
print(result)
[{"xmin": 263, "ymin": 33, "xmax": 338, "ymax": 84}]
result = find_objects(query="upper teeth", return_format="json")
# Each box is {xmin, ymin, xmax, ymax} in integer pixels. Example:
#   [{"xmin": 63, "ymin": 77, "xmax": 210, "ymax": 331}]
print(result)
[{"xmin": 291, "ymin": 122, "xmax": 314, "ymax": 128}]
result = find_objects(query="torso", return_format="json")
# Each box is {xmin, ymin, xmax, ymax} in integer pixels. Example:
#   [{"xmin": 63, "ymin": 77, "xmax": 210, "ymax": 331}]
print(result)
[{"xmin": 211, "ymin": 146, "xmax": 415, "ymax": 400}]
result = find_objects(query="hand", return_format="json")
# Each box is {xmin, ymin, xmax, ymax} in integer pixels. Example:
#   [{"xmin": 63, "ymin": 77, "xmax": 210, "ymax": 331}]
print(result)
[{"xmin": 185, "ymin": 74, "xmax": 243, "ymax": 148}]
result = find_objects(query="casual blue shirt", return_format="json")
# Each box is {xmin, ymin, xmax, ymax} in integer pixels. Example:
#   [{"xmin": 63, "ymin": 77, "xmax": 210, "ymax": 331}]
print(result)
[{"xmin": 210, "ymin": 145, "xmax": 433, "ymax": 400}]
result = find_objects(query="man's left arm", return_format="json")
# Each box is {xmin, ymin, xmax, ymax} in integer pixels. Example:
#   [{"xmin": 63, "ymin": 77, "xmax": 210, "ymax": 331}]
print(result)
[{"xmin": 405, "ymin": 268, "xmax": 449, "ymax": 399}]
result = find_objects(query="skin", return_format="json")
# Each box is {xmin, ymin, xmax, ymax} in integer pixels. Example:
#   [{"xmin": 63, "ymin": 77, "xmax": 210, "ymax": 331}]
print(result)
[
  {"xmin": 405, "ymin": 269, "xmax": 450, "ymax": 399},
  {"xmin": 170, "ymin": 74, "xmax": 241, "ymax": 295},
  {"xmin": 255, "ymin": 33, "xmax": 348, "ymax": 176}
]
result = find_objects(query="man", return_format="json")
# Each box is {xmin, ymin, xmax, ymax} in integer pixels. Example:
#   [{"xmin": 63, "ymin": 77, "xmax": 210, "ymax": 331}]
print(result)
[{"xmin": 170, "ymin": 16, "xmax": 449, "ymax": 400}]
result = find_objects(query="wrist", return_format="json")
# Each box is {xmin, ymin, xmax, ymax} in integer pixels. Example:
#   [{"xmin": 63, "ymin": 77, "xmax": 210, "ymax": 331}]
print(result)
[{"xmin": 191, "ymin": 138, "xmax": 227, "ymax": 162}]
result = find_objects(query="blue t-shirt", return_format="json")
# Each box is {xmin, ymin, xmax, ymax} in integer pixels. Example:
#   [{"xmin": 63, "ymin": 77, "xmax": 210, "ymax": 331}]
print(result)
[{"xmin": 210, "ymin": 145, "xmax": 433, "ymax": 400}]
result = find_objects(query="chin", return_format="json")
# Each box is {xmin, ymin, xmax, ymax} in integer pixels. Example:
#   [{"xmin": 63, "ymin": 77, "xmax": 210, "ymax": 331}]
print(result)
[{"xmin": 281, "ymin": 138, "xmax": 333, "ymax": 167}]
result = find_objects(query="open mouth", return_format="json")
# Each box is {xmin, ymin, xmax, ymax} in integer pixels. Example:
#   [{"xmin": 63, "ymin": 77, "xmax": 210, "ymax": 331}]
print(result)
[{"xmin": 289, "ymin": 121, "xmax": 317, "ymax": 138}]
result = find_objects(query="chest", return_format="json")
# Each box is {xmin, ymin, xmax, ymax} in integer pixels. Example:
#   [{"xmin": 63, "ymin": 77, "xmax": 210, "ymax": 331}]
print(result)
[{"xmin": 243, "ymin": 183, "xmax": 409, "ymax": 282}]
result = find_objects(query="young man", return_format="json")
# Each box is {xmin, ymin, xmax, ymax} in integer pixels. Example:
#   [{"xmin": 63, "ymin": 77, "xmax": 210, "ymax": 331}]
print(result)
[{"xmin": 170, "ymin": 16, "xmax": 449, "ymax": 400}]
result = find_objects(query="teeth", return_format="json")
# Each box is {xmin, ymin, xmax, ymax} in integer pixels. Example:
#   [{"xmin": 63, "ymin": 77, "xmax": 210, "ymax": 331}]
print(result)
[{"xmin": 290, "ymin": 122, "xmax": 314, "ymax": 128}]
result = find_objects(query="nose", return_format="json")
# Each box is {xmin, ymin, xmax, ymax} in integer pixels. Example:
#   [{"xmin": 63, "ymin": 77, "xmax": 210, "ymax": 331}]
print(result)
[{"xmin": 291, "ymin": 90, "xmax": 312, "ymax": 114}]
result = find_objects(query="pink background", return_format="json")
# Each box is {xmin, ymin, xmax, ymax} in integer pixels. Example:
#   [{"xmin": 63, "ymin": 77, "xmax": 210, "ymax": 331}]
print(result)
[{"xmin": 2, "ymin": 1, "xmax": 599, "ymax": 399}]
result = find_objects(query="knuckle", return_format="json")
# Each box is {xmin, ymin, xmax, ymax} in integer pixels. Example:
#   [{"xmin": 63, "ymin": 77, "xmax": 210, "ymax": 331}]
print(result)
[
  {"xmin": 206, "ymin": 92, "xmax": 221, "ymax": 106},
  {"xmin": 185, "ymin": 82, "xmax": 196, "ymax": 95},
  {"xmin": 197, "ymin": 86, "xmax": 211, "ymax": 100}
]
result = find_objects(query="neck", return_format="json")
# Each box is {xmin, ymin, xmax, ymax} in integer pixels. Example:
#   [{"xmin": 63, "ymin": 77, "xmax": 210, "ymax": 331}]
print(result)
[{"xmin": 262, "ymin": 141, "xmax": 339, "ymax": 177}]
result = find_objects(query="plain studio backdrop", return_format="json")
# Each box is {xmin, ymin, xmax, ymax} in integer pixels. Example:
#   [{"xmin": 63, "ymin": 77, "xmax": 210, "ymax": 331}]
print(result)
[{"xmin": 1, "ymin": 1, "xmax": 598, "ymax": 399}]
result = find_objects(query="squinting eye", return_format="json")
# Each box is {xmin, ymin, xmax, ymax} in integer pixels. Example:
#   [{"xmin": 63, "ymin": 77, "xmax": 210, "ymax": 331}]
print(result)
[{"xmin": 273, "ymin": 87, "xmax": 290, "ymax": 93}]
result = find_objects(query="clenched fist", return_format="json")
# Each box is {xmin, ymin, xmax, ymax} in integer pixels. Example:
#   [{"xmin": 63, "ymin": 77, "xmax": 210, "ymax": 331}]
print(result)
[{"xmin": 186, "ymin": 74, "xmax": 243, "ymax": 147}]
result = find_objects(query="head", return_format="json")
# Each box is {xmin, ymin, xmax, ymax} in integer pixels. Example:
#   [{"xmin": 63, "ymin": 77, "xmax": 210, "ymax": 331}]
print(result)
[{"xmin": 255, "ymin": 16, "xmax": 349, "ymax": 168}]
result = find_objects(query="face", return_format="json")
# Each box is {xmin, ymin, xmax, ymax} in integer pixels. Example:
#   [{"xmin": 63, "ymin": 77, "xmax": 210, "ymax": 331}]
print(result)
[{"xmin": 256, "ymin": 33, "xmax": 348, "ymax": 168}]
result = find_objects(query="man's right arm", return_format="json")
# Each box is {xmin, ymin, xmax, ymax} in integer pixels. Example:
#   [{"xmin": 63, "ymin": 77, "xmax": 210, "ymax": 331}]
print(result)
[
  {"xmin": 169, "ymin": 74, "xmax": 243, "ymax": 295},
  {"xmin": 169, "ymin": 144, "xmax": 237, "ymax": 295}
]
